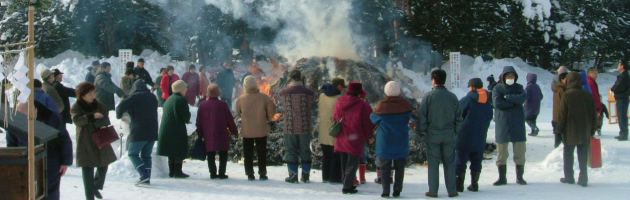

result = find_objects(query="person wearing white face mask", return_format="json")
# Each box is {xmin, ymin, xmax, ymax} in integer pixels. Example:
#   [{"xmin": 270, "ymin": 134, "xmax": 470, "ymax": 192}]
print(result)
[{"xmin": 491, "ymin": 66, "xmax": 528, "ymax": 186}]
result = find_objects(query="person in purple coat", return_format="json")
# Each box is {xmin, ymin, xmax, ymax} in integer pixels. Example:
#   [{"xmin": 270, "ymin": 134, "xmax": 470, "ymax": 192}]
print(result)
[
  {"xmin": 196, "ymin": 84, "xmax": 238, "ymax": 179},
  {"xmin": 525, "ymin": 73, "xmax": 543, "ymax": 136}
]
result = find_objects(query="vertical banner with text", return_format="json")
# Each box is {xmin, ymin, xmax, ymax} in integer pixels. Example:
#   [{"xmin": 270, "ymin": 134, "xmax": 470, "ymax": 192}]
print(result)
[{"xmin": 450, "ymin": 52, "xmax": 461, "ymax": 90}]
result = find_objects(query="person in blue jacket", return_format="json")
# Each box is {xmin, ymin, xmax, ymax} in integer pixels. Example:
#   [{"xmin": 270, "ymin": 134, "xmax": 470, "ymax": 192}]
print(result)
[
  {"xmin": 455, "ymin": 78, "xmax": 493, "ymax": 192},
  {"xmin": 525, "ymin": 73, "xmax": 543, "ymax": 136},
  {"xmin": 579, "ymin": 71, "xmax": 592, "ymax": 94},
  {"xmin": 492, "ymin": 66, "xmax": 528, "ymax": 186},
  {"xmin": 7, "ymin": 98, "xmax": 73, "ymax": 200},
  {"xmin": 370, "ymin": 81, "xmax": 412, "ymax": 198}
]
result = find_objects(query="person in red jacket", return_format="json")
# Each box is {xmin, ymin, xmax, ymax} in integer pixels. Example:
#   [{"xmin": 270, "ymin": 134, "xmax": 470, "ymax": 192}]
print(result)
[
  {"xmin": 334, "ymin": 82, "xmax": 375, "ymax": 194},
  {"xmin": 182, "ymin": 64, "xmax": 200, "ymax": 106},
  {"xmin": 196, "ymin": 84, "xmax": 238, "ymax": 179},
  {"xmin": 161, "ymin": 66, "xmax": 180, "ymax": 100},
  {"xmin": 587, "ymin": 68, "xmax": 604, "ymax": 135}
]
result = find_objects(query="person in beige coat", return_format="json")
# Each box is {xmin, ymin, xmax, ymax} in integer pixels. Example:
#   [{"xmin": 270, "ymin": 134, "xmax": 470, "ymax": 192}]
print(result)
[
  {"xmin": 236, "ymin": 75, "xmax": 277, "ymax": 181},
  {"xmin": 318, "ymin": 78, "xmax": 345, "ymax": 184}
]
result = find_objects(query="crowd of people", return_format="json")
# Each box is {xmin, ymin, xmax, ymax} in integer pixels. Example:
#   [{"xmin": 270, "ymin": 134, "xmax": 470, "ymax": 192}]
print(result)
[{"xmin": 3, "ymin": 57, "xmax": 629, "ymax": 199}]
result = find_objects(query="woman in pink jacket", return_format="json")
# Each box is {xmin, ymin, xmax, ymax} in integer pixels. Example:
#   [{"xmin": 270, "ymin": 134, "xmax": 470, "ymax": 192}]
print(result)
[{"xmin": 334, "ymin": 82, "xmax": 375, "ymax": 194}]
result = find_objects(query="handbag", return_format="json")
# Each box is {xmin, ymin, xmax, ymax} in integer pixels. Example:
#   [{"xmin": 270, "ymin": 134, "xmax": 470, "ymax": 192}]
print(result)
[
  {"xmin": 588, "ymin": 137, "xmax": 602, "ymax": 168},
  {"xmin": 93, "ymin": 126, "xmax": 120, "ymax": 149},
  {"xmin": 329, "ymin": 104, "xmax": 357, "ymax": 137},
  {"xmin": 190, "ymin": 132, "xmax": 207, "ymax": 161}
]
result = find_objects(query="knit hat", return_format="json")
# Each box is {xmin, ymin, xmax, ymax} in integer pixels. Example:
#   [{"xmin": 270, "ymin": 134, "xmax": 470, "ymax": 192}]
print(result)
[
  {"xmin": 138, "ymin": 58, "xmax": 145, "ymax": 63},
  {"xmin": 346, "ymin": 82, "xmax": 365, "ymax": 96},
  {"xmin": 384, "ymin": 81, "xmax": 401, "ymax": 96},
  {"xmin": 207, "ymin": 84, "xmax": 222, "ymax": 98},
  {"xmin": 92, "ymin": 60, "xmax": 101, "ymax": 66},
  {"xmin": 40, "ymin": 69, "xmax": 54, "ymax": 80},
  {"xmin": 243, "ymin": 75, "xmax": 259, "ymax": 90},
  {"xmin": 468, "ymin": 78, "xmax": 483, "ymax": 88},
  {"xmin": 171, "ymin": 80, "xmax": 188, "ymax": 93},
  {"xmin": 486, "ymin": 75, "xmax": 495, "ymax": 82}
]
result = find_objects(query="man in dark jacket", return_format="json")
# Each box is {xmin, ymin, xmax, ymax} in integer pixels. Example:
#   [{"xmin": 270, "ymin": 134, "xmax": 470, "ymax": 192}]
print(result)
[
  {"xmin": 492, "ymin": 66, "xmax": 528, "ymax": 186},
  {"xmin": 52, "ymin": 69, "xmax": 76, "ymax": 124},
  {"xmin": 525, "ymin": 73, "xmax": 543, "ymax": 136},
  {"xmin": 455, "ymin": 78, "xmax": 493, "ymax": 192},
  {"xmin": 487, "ymin": 75, "xmax": 497, "ymax": 92},
  {"xmin": 419, "ymin": 69, "xmax": 462, "ymax": 198},
  {"xmin": 85, "ymin": 60, "xmax": 100, "ymax": 83},
  {"xmin": 279, "ymin": 70, "xmax": 316, "ymax": 183},
  {"xmin": 41, "ymin": 69, "xmax": 65, "ymax": 113},
  {"xmin": 116, "ymin": 80, "xmax": 159, "ymax": 185},
  {"xmin": 215, "ymin": 62, "xmax": 237, "ymax": 110},
  {"xmin": 8, "ymin": 100, "xmax": 73, "ymax": 200},
  {"xmin": 95, "ymin": 62, "xmax": 125, "ymax": 111},
  {"xmin": 134, "ymin": 58, "xmax": 157, "ymax": 89},
  {"xmin": 556, "ymin": 72, "xmax": 597, "ymax": 187},
  {"xmin": 612, "ymin": 58, "xmax": 630, "ymax": 141}
]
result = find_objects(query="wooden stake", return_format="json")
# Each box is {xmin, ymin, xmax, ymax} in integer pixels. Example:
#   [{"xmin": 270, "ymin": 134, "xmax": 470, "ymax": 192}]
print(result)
[{"xmin": 27, "ymin": 5, "xmax": 36, "ymax": 200}]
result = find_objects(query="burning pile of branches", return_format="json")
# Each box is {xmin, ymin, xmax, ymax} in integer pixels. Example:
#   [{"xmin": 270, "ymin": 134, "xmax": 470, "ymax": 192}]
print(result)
[{"xmin": 228, "ymin": 57, "xmax": 427, "ymax": 169}]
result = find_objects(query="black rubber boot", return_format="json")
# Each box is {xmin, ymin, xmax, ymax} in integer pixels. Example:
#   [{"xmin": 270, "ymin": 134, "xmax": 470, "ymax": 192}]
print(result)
[
  {"xmin": 174, "ymin": 163, "xmax": 190, "ymax": 179},
  {"xmin": 516, "ymin": 165, "xmax": 527, "ymax": 185},
  {"xmin": 285, "ymin": 171, "xmax": 298, "ymax": 183},
  {"xmin": 493, "ymin": 165, "xmax": 507, "ymax": 186},
  {"xmin": 301, "ymin": 172, "xmax": 310, "ymax": 183},
  {"xmin": 456, "ymin": 173, "xmax": 465, "ymax": 192},
  {"xmin": 168, "ymin": 163, "xmax": 175, "ymax": 178},
  {"xmin": 467, "ymin": 172, "xmax": 480, "ymax": 192}
]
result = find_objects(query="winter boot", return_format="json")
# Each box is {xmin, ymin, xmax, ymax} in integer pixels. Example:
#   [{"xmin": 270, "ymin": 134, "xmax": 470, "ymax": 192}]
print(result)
[
  {"xmin": 94, "ymin": 189, "xmax": 103, "ymax": 199},
  {"xmin": 467, "ymin": 172, "xmax": 480, "ymax": 192},
  {"xmin": 375, "ymin": 170, "xmax": 382, "ymax": 184},
  {"xmin": 168, "ymin": 163, "xmax": 175, "ymax": 178},
  {"xmin": 493, "ymin": 165, "xmax": 507, "ymax": 186},
  {"xmin": 285, "ymin": 164, "xmax": 299, "ymax": 183},
  {"xmin": 392, "ymin": 190, "xmax": 401, "ymax": 197},
  {"xmin": 516, "ymin": 165, "xmax": 527, "ymax": 185},
  {"xmin": 217, "ymin": 174, "xmax": 229, "ymax": 179},
  {"xmin": 301, "ymin": 163, "xmax": 311, "ymax": 183},
  {"xmin": 174, "ymin": 163, "xmax": 190, "ymax": 178},
  {"xmin": 618, "ymin": 135, "xmax": 629, "ymax": 141},
  {"xmin": 134, "ymin": 165, "xmax": 150, "ymax": 186},
  {"xmin": 456, "ymin": 173, "xmax": 465, "ymax": 192},
  {"xmin": 359, "ymin": 164, "xmax": 367, "ymax": 184},
  {"xmin": 342, "ymin": 187, "xmax": 358, "ymax": 194},
  {"xmin": 145, "ymin": 168, "xmax": 152, "ymax": 184},
  {"xmin": 247, "ymin": 175, "xmax": 256, "ymax": 181}
]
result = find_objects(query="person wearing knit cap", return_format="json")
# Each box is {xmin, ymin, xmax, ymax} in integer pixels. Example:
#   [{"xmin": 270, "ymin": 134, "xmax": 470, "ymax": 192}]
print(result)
[
  {"xmin": 318, "ymin": 78, "xmax": 346, "ymax": 184},
  {"xmin": 236, "ymin": 76, "xmax": 277, "ymax": 181},
  {"xmin": 197, "ymin": 84, "xmax": 238, "ymax": 179},
  {"xmin": 279, "ymin": 70, "xmax": 317, "ymax": 183},
  {"xmin": 419, "ymin": 69, "xmax": 461, "ymax": 197},
  {"xmin": 455, "ymin": 78, "xmax": 493, "ymax": 193},
  {"xmin": 157, "ymin": 80, "xmax": 192, "ymax": 179},
  {"xmin": 371, "ymin": 81, "xmax": 412, "ymax": 198},
  {"xmin": 333, "ymin": 81, "xmax": 374, "ymax": 194},
  {"xmin": 85, "ymin": 60, "xmax": 101, "ymax": 83},
  {"xmin": 487, "ymin": 75, "xmax": 497, "ymax": 92},
  {"xmin": 41, "ymin": 69, "xmax": 65, "ymax": 113}
]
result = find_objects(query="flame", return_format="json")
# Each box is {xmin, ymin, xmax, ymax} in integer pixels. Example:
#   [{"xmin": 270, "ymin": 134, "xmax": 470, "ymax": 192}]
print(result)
[{"xmin": 273, "ymin": 113, "xmax": 283, "ymax": 122}]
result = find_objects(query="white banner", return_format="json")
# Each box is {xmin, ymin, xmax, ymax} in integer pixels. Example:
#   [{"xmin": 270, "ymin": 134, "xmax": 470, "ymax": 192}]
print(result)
[
  {"xmin": 450, "ymin": 52, "xmax": 461, "ymax": 89},
  {"xmin": 119, "ymin": 49, "xmax": 133, "ymax": 80}
]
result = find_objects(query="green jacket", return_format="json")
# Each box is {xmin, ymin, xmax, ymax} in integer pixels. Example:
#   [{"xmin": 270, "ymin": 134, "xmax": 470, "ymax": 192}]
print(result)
[
  {"xmin": 157, "ymin": 93, "xmax": 191, "ymax": 158},
  {"xmin": 419, "ymin": 86, "xmax": 462, "ymax": 135},
  {"xmin": 95, "ymin": 70, "xmax": 124, "ymax": 111}
]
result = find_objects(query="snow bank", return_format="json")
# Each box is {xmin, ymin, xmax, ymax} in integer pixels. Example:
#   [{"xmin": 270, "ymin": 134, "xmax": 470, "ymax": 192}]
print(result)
[{"xmin": 540, "ymin": 143, "xmax": 618, "ymax": 172}]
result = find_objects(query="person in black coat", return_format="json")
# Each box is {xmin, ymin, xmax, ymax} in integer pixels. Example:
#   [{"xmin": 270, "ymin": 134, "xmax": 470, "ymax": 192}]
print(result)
[
  {"xmin": 85, "ymin": 60, "xmax": 100, "ymax": 83},
  {"xmin": 52, "ymin": 69, "xmax": 76, "ymax": 124},
  {"xmin": 134, "ymin": 58, "xmax": 157, "ymax": 89},
  {"xmin": 8, "ymin": 101, "xmax": 73, "ymax": 200},
  {"xmin": 456, "ymin": 78, "xmax": 493, "ymax": 192},
  {"xmin": 215, "ymin": 62, "xmax": 237, "ymax": 110},
  {"xmin": 612, "ymin": 58, "xmax": 630, "ymax": 141},
  {"xmin": 116, "ymin": 79, "xmax": 159, "ymax": 185}
]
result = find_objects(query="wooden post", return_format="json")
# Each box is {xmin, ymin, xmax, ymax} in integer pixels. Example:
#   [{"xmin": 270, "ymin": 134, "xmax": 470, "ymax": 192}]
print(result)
[{"xmin": 27, "ymin": 4, "xmax": 36, "ymax": 200}]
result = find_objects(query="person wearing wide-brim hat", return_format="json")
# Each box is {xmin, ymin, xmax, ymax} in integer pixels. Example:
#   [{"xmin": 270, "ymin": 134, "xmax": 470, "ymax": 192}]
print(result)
[
  {"xmin": 333, "ymin": 81, "xmax": 375, "ymax": 194},
  {"xmin": 157, "ymin": 80, "xmax": 192, "ymax": 178}
]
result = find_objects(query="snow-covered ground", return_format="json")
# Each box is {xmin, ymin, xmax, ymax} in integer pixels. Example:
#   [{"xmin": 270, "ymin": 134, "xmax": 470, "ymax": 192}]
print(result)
[{"xmin": 2, "ymin": 51, "xmax": 629, "ymax": 199}]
